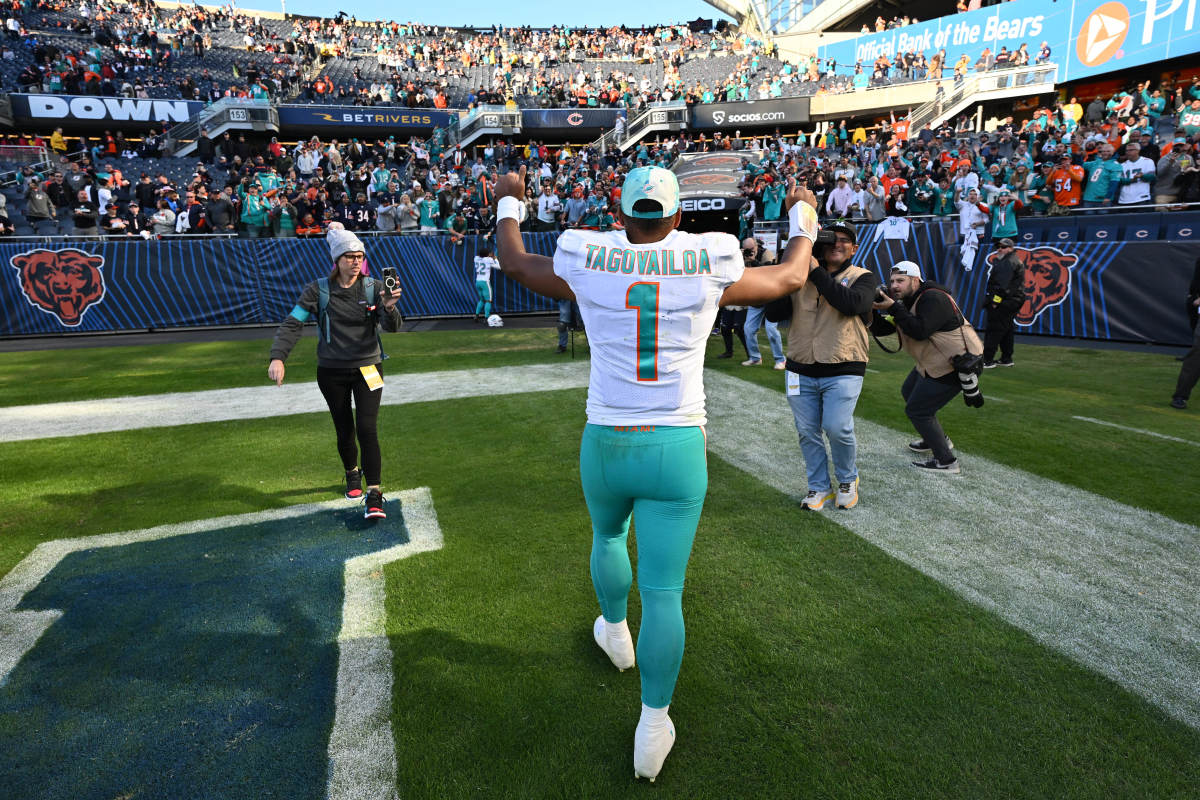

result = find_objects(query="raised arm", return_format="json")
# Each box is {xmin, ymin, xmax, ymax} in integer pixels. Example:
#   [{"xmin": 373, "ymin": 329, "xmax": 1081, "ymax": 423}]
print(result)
[
  {"xmin": 494, "ymin": 165, "xmax": 574, "ymax": 301},
  {"xmin": 719, "ymin": 178, "xmax": 817, "ymax": 307}
]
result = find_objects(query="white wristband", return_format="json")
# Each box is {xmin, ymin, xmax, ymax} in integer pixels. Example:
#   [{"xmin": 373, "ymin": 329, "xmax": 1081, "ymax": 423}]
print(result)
[
  {"xmin": 497, "ymin": 196, "xmax": 525, "ymax": 222},
  {"xmin": 788, "ymin": 202, "xmax": 819, "ymax": 243}
]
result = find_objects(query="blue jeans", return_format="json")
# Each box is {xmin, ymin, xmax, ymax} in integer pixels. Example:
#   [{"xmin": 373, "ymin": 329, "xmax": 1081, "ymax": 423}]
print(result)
[
  {"xmin": 557, "ymin": 299, "xmax": 580, "ymax": 347},
  {"xmin": 786, "ymin": 374, "xmax": 864, "ymax": 491},
  {"xmin": 743, "ymin": 306, "xmax": 784, "ymax": 363}
]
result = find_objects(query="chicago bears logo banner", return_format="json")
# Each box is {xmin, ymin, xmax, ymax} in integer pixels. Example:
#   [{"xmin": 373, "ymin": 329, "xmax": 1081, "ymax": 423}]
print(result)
[
  {"xmin": 983, "ymin": 246, "xmax": 1080, "ymax": 326},
  {"xmin": 10, "ymin": 248, "xmax": 106, "ymax": 327},
  {"xmin": 0, "ymin": 234, "xmax": 1192, "ymax": 345},
  {"xmin": 961, "ymin": 240, "xmax": 1196, "ymax": 346}
]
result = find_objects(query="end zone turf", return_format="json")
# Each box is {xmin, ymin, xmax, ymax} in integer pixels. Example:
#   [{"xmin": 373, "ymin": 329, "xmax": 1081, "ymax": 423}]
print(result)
[{"xmin": 0, "ymin": 491, "xmax": 442, "ymax": 800}]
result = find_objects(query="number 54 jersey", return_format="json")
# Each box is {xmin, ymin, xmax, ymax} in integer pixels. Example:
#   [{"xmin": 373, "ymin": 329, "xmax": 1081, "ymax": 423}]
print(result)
[{"xmin": 553, "ymin": 228, "xmax": 744, "ymax": 427}]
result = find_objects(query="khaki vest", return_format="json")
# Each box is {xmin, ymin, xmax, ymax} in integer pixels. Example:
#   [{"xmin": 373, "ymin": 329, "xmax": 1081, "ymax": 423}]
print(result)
[
  {"xmin": 901, "ymin": 289, "xmax": 983, "ymax": 378},
  {"xmin": 785, "ymin": 264, "xmax": 871, "ymax": 365}
]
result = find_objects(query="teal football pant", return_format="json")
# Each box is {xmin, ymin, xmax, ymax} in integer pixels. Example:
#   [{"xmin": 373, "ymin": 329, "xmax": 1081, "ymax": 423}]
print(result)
[
  {"xmin": 579, "ymin": 424, "xmax": 707, "ymax": 708},
  {"xmin": 475, "ymin": 280, "xmax": 492, "ymax": 317}
]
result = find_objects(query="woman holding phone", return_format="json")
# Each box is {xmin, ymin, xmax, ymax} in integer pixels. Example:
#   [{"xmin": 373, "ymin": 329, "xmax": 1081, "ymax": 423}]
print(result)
[{"xmin": 267, "ymin": 223, "xmax": 403, "ymax": 519}]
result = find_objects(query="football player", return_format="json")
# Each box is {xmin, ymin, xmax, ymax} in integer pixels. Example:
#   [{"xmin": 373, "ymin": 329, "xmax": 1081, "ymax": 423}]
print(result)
[{"xmin": 494, "ymin": 165, "xmax": 817, "ymax": 781}]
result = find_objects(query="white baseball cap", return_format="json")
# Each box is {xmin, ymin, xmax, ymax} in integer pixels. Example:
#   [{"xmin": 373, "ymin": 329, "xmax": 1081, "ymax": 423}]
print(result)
[
  {"xmin": 620, "ymin": 166, "xmax": 680, "ymax": 219},
  {"xmin": 891, "ymin": 261, "xmax": 922, "ymax": 279}
]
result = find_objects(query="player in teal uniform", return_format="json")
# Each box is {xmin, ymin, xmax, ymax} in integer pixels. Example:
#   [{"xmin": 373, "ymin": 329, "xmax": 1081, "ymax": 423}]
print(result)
[
  {"xmin": 494, "ymin": 165, "xmax": 817, "ymax": 782},
  {"xmin": 472, "ymin": 243, "xmax": 501, "ymax": 322}
]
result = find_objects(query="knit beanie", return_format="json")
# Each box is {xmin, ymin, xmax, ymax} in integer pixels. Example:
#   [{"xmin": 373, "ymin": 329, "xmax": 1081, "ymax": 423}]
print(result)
[{"xmin": 326, "ymin": 222, "xmax": 365, "ymax": 263}]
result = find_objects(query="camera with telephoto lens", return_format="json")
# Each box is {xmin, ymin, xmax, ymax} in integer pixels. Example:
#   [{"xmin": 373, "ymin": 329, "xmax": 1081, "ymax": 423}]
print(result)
[
  {"xmin": 381, "ymin": 267, "xmax": 400, "ymax": 297},
  {"xmin": 952, "ymin": 352, "xmax": 985, "ymax": 407}
]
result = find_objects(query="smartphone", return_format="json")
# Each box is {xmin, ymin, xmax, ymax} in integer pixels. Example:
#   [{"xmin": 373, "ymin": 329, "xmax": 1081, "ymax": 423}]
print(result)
[{"xmin": 381, "ymin": 267, "xmax": 400, "ymax": 297}]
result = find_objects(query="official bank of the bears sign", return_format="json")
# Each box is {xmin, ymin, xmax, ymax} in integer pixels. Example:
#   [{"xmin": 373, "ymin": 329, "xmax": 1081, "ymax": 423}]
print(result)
[
  {"xmin": 11, "ymin": 93, "xmax": 203, "ymax": 123},
  {"xmin": 819, "ymin": 0, "xmax": 1200, "ymax": 83}
]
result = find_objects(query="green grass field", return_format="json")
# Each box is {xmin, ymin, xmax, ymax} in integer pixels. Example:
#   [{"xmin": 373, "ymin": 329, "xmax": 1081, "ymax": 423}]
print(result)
[{"xmin": 0, "ymin": 328, "xmax": 1197, "ymax": 799}]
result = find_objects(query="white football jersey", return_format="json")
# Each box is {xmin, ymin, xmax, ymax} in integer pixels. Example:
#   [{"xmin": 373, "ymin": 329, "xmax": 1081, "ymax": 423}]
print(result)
[
  {"xmin": 553, "ymin": 228, "xmax": 744, "ymax": 426},
  {"xmin": 474, "ymin": 256, "xmax": 500, "ymax": 284}
]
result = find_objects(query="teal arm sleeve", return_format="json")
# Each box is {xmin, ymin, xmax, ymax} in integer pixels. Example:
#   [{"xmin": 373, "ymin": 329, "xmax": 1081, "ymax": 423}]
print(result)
[{"xmin": 289, "ymin": 305, "xmax": 311, "ymax": 322}]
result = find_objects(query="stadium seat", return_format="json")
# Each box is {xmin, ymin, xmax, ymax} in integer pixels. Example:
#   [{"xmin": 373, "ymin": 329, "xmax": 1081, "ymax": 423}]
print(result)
[
  {"xmin": 1081, "ymin": 222, "xmax": 1119, "ymax": 241},
  {"xmin": 1041, "ymin": 220, "xmax": 1077, "ymax": 244},
  {"xmin": 1164, "ymin": 212, "xmax": 1200, "ymax": 240},
  {"xmin": 1123, "ymin": 217, "xmax": 1162, "ymax": 242}
]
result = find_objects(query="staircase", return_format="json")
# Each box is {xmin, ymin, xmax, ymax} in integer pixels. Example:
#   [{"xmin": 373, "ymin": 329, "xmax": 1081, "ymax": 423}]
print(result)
[
  {"xmin": 167, "ymin": 98, "xmax": 280, "ymax": 157},
  {"xmin": 591, "ymin": 100, "xmax": 688, "ymax": 154},
  {"xmin": 908, "ymin": 63, "xmax": 1059, "ymax": 132},
  {"xmin": 445, "ymin": 106, "xmax": 522, "ymax": 149}
]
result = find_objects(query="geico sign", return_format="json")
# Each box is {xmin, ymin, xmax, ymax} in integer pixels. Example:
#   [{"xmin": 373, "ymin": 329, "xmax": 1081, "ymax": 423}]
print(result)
[
  {"xmin": 28, "ymin": 95, "xmax": 194, "ymax": 123},
  {"xmin": 680, "ymin": 199, "xmax": 726, "ymax": 211},
  {"xmin": 711, "ymin": 110, "xmax": 786, "ymax": 125}
]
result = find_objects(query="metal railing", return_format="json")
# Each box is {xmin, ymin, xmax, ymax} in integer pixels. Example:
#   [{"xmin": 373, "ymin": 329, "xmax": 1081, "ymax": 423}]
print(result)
[
  {"xmin": 592, "ymin": 100, "xmax": 687, "ymax": 154},
  {"xmin": 907, "ymin": 64, "xmax": 1058, "ymax": 132}
]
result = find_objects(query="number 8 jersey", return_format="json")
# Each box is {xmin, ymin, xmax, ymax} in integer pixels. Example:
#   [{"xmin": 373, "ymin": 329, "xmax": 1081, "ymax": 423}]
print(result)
[{"xmin": 553, "ymin": 228, "xmax": 744, "ymax": 427}]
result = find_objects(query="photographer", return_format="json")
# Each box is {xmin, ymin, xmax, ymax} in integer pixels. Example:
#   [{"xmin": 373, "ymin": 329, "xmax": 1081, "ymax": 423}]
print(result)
[
  {"xmin": 766, "ymin": 221, "xmax": 879, "ymax": 510},
  {"xmin": 268, "ymin": 224, "xmax": 404, "ymax": 519},
  {"xmin": 871, "ymin": 261, "xmax": 984, "ymax": 473}
]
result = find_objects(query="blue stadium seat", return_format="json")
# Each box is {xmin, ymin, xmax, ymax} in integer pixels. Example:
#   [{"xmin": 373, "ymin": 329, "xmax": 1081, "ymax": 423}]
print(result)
[
  {"xmin": 1016, "ymin": 220, "xmax": 1046, "ymax": 244},
  {"xmin": 1082, "ymin": 222, "xmax": 1120, "ymax": 241},
  {"xmin": 1042, "ymin": 219, "xmax": 1078, "ymax": 244},
  {"xmin": 1123, "ymin": 217, "xmax": 1161, "ymax": 241},
  {"xmin": 1164, "ymin": 212, "xmax": 1200, "ymax": 240}
]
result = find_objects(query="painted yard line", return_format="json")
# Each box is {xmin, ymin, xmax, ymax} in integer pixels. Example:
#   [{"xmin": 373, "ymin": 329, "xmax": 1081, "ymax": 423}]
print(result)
[
  {"xmin": 0, "ymin": 362, "xmax": 591, "ymax": 443},
  {"xmin": 703, "ymin": 370, "xmax": 1200, "ymax": 731},
  {"xmin": 0, "ymin": 489, "xmax": 443, "ymax": 800},
  {"xmin": 865, "ymin": 368, "xmax": 880, "ymax": 374},
  {"xmin": 1072, "ymin": 415, "xmax": 1200, "ymax": 448}
]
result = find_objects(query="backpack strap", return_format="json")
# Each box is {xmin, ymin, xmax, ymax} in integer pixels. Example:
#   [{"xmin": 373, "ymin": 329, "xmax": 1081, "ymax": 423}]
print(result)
[{"xmin": 316, "ymin": 277, "xmax": 331, "ymax": 344}]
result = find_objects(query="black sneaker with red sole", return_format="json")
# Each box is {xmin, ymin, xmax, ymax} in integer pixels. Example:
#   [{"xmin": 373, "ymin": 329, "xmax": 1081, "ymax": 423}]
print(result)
[
  {"xmin": 345, "ymin": 468, "xmax": 363, "ymax": 500},
  {"xmin": 364, "ymin": 489, "xmax": 387, "ymax": 520}
]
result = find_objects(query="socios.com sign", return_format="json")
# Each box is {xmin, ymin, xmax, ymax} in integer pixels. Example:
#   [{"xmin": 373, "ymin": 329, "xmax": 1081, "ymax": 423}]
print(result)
[
  {"xmin": 690, "ymin": 97, "xmax": 810, "ymax": 130},
  {"xmin": 819, "ymin": 0, "xmax": 1200, "ymax": 83}
]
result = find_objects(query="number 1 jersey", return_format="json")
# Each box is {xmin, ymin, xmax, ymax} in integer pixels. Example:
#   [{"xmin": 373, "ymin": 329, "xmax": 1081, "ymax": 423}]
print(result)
[{"xmin": 552, "ymin": 228, "xmax": 744, "ymax": 427}]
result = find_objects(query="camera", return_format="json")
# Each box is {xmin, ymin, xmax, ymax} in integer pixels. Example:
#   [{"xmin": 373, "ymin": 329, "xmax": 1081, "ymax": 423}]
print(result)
[
  {"xmin": 951, "ymin": 352, "xmax": 985, "ymax": 408},
  {"xmin": 875, "ymin": 287, "xmax": 890, "ymax": 302},
  {"xmin": 814, "ymin": 229, "xmax": 837, "ymax": 245},
  {"xmin": 381, "ymin": 267, "xmax": 400, "ymax": 297}
]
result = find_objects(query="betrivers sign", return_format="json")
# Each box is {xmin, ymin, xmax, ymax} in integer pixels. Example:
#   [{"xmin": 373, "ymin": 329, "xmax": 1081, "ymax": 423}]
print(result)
[{"xmin": 24, "ymin": 95, "xmax": 196, "ymax": 123}]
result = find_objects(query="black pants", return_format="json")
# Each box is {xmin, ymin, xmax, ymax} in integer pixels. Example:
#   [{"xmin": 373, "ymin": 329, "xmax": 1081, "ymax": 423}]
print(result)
[
  {"xmin": 317, "ymin": 365, "xmax": 383, "ymax": 486},
  {"xmin": 901, "ymin": 368, "xmax": 961, "ymax": 464},
  {"xmin": 1173, "ymin": 322, "xmax": 1200, "ymax": 402},
  {"xmin": 719, "ymin": 308, "xmax": 748, "ymax": 357},
  {"xmin": 983, "ymin": 306, "xmax": 1016, "ymax": 362}
]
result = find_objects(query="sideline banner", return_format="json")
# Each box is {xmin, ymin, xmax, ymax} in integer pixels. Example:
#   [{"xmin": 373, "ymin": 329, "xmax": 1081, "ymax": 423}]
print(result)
[
  {"xmin": 276, "ymin": 106, "xmax": 453, "ymax": 129},
  {"xmin": 817, "ymin": 0, "xmax": 1200, "ymax": 84},
  {"xmin": 689, "ymin": 97, "xmax": 810, "ymax": 129},
  {"xmin": 1, "ymin": 230, "xmax": 1193, "ymax": 344},
  {"xmin": 0, "ymin": 235, "xmax": 557, "ymax": 336}
]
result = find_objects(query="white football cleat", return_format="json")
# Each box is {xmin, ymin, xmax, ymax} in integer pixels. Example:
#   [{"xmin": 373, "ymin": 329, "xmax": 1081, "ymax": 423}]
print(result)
[
  {"xmin": 593, "ymin": 615, "xmax": 635, "ymax": 671},
  {"xmin": 633, "ymin": 711, "xmax": 675, "ymax": 782}
]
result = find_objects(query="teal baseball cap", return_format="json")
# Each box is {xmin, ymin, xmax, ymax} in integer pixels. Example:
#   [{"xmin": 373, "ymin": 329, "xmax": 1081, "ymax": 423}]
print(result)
[{"xmin": 620, "ymin": 166, "xmax": 680, "ymax": 219}]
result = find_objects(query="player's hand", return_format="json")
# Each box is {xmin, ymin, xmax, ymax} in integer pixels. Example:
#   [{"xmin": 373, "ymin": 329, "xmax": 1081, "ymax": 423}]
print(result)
[
  {"xmin": 495, "ymin": 165, "xmax": 527, "ymax": 203},
  {"xmin": 268, "ymin": 359, "xmax": 285, "ymax": 387},
  {"xmin": 784, "ymin": 177, "xmax": 817, "ymax": 212}
]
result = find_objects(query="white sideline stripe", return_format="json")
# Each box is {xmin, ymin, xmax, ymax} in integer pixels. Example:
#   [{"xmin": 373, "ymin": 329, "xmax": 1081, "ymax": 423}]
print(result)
[
  {"xmin": 0, "ymin": 362, "xmax": 592, "ymax": 443},
  {"xmin": 0, "ymin": 490, "xmax": 445, "ymax": 800},
  {"xmin": 704, "ymin": 370, "xmax": 1200, "ymax": 730},
  {"xmin": 1072, "ymin": 415, "xmax": 1200, "ymax": 449}
]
